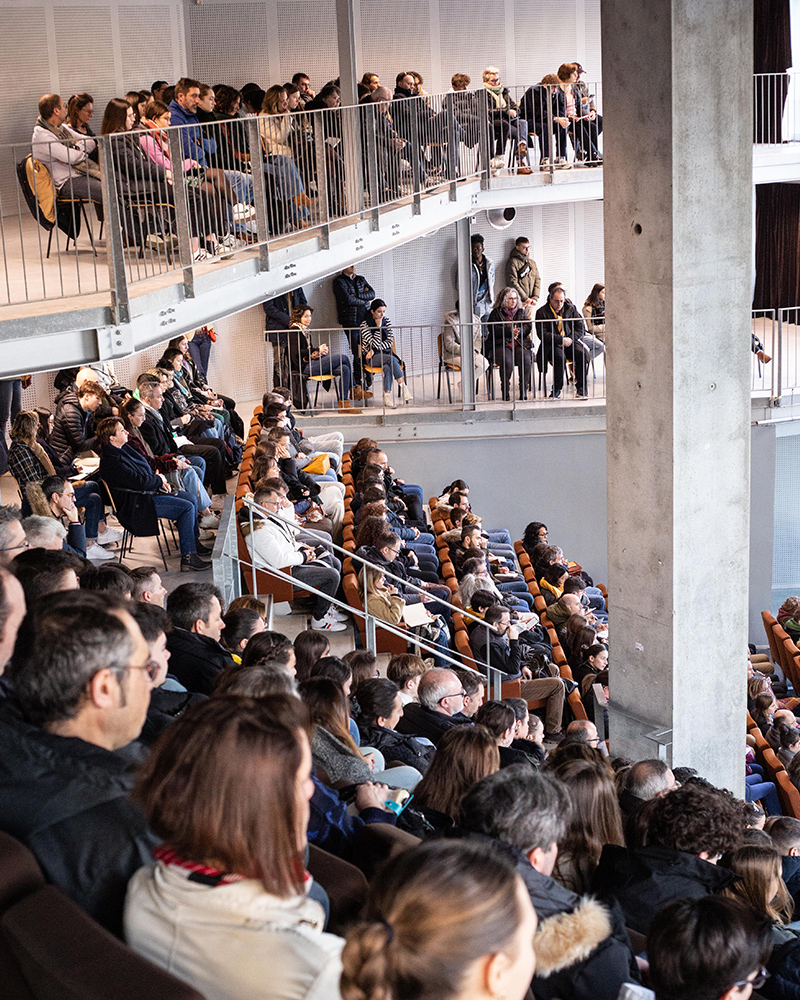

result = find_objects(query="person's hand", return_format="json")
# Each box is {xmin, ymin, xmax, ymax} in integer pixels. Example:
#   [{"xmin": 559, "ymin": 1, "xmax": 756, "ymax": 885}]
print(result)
[
  {"xmin": 413, "ymin": 527, "xmax": 420, "ymax": 538},
  {"xmin": 182, "ymin": 414, "xmax": 191, "ymax": 424},
  {"xmin": 303, "ymin": 546, "xmax": 316, "ymax": 561},
  {"xmin": 366, "ymin": 350, "xmax": 374, "ymax": 360},
  {"xmin": 355, "ymin": 782, "xmax": 390, "ymax": 812},
  {"xmin": 421, "ymin": 593, "xmax": 432, "ymax": 603},
  {"xmin": 176, "ymin": 457, "xmax": 189, "ymax": 469},
  {"xmin": 521, "ymin": 666, "xmax": 532, "ymax": 680},
  {"xmin": 408, "ymin": 551, "xmax": 418, "ymax": 566},
  {"xmin": 589, "ymin": 110, "xmax": 597, "ymax": 120},
  {"xmin": 74, "ymin": 461, "xmax": 84, "ymax": 474},
  {"xmin": 363, "ymin": 753, "xmax": 377, "ymax": 772},
  {"xmin": 508, "ymin": 625, "xmax": 519, "ymax": 640},
  {"xmin": 509, "ymin": 108, "xmax": 517, "ymax": 118},
  {"xmin": 319, "ymin": 344, "xmax": 329, "ymax": 356},
  {"xmin": 563, "ymin": 337, "xmax": 572, "ymax": 346},
  {"xmin": 555, "ymin": 117, "xmax": 569, "ymax": 127}
]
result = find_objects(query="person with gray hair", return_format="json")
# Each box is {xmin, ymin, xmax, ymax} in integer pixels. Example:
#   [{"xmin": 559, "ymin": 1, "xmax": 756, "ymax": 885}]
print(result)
[
  {"xmin": 459, "ymin": 766, "xmax": 639, "ymax": 1000},
  {"xmin": 396, "ymin": 667, "xmax": 471, "ymax": 746},
  {"xmin": 620, "ymin": 759, "xmax": 677, "ymax": 816},
  {"xmin": 0, "ymin": 506, "xmax": 27, "ymax": 566},
  {"xmin": 22, "ymin": 514, "xmax": 67, "ymax": 550}
]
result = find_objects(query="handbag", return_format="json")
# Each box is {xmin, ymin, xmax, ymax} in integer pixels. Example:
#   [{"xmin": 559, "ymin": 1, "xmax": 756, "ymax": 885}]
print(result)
[{"xmin": 304, "ymin": 453, "xmax": 331, "ymax": 476}]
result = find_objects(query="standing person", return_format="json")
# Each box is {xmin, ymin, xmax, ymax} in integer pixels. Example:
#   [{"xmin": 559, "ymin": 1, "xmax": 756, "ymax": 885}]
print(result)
[
  {"xmin": 0, "ymin": 379, "xmax": 23, "ymax": 475},
  {"xmin": 187, "ymin": 326, "xmax": 215, "ymax": 379},
  {"xmin": 359, "ymin": 299, "xmax": 412, "ymax": 407},
  {"xmin": 263, "ymin": 287, "xmax": 308, "ymax": 397},
  {"xmin": 468, "ymin": 233, "xmax": 496, "ymax": 321},
  {"xmin": 506, "ymin": 236, "xmax": 541, "ymax": 320},
  {"xmin": 332, "ymin": 265, "xmax": 376, "ymax": 399}
]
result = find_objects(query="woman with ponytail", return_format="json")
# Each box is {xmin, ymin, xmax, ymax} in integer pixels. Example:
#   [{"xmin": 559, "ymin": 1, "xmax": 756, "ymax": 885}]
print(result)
[
  {"xmin": 341, "ymin": 838, "xmax": 537, "ymax": 1000},
  {"xmin": 125, "ymin": 696, "xmax": 344, "ymax": 1000}
]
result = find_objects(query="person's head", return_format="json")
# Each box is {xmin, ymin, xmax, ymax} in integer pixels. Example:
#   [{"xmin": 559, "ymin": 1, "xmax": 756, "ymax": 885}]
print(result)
[
  {"xmin": 461, "ymin": 765, "xmax": 570, "ymax": 875},
  {"xmin": 586, "ymin": 282, "xmax": 605, "ymax": 308},
  {"xmin": 647, "ymin": 896, "xmax": 772, "ymax": 1000},
  {"xmin": 582, "ymin": 644, "xmax": 608, "ymax": 673},
  {"xmin": 504, "ymin": 697, "xmax": 530, "ymax": 738},
  {"xmin": 137, "ymin": 375, "xmax": 163, "ymax": 410},
  {"xmin": 214, "ymin": 662, "xmax": 298, "ymax": 698},
  {"xmin": 76, "ymin": 380, "xmax": 104, "ymax": 411},
  {"xmin": 561, "ymin": 718, "xmax": 601, "ymax": 747},
  {"xmin": 0, "ymin": 568, "xmax": 25, "ymax": 674},
  {"xmin": 292, "ymin": 72, "xmax": 312, "ymax": 95},
  {"xmin": 39, "ymin": 93, "xmax": 66, "ymax": 125},
  {"xmin": 418, "ymin": 667, "xmax": 465, "ymax": 717},
  {"xmin": 299, "ymin": 676, "xmax": 361, "ymax": 756},
  {"xmin": 470, "ymin": 233, "xmax": 485, "ymax": 263},
  {"xmin": 127, "ymin": 602, "xmax": 171, "ymax": 688},
  {"xmin": 483, "ymin": 604, "xmax": 513, "ymax": 636},
  {"xmin": 197, "ymin": 83, "xmax": 215, "ymax": 113},
  {"xmin": 387, "ymin": 653, "xmax": 426, "ymax": 700},
  {"xmin": 542, "ymin": 563, "xmax": 569, "ymax": 589},
  {"xmin": 128, "ymin": 566, "xmax": 167, "ymax": 606},
  {"xmin": 548, "ymin": 757, "xmax": 624, "ymax": 871},
  {"xmin": 461, "ymin": 524, "xmax": 483, "ymax": 550},
  {"xmin": 174, "ymin": 77, "xmax": 201, "ymax": 113},
  {"xmin": 475, "ymin": 700, "xmax": 517, "ymax": 746},
  {"xmin": 40, "ymin": 475, "xmax": 74, "ymax": 517},
  {"xmin": 134, "ymin": 696, "xmax": 313, "ymax": 895},
  {"xmin": 772, "ymin": 708, "xmax": 797, "ymax": 731},
  {"xmin": 10, "ymin": 410, "xmax": 42, "ymax": 448},
  {"xmin": 10, "ymin": 548, "xmax": 81, "ymax": 603},
  {"xmin": 721, "ymin": 844, "xmax": 793, "ymax": 924},
  {"xmin": 33, "ymin": 407, "xmax": 53, "ymax": 440},
  {"xmin": 395, "ymin": 72, "xmax": 415, "ymax": 92},
  {"xmin": 647, "ymin": 783, "xmax": 745, "ymax": 860},
  {"xmin": 414, "ymin": 725, "xmax": 500, "ymax": 821},
  {"xmin": 624, "ymin": 758, "xmax": 677, "ymax": 801},
  {"xmin": 66, "ymin": 92, "xmax": 94, "ymax": 129},
  {"xmin": 754, "ymin": 691, "xmax": 777, "ymax": 723},
  {"xmin": 220, "ymin": 607, "xmax": 265, "ymax": 654},
  {"xmin": 779, "ymin": 725, "xmax": 800, "ymax": 754},
  {"xmin": 451, "ymin": 73, "xmax": 471, "ymax": 91},
  {"xmin": 452, "ymin": 668, "xmax": 485, "ymax": 718},
  {"xmin": 370, "ymin": 85, "xmax": 393, "ymax": 104},
  {"xmin": 376, "ymin": 530, "xmax": 402, "ymax": 564},
  {"xmin": 344, "ymin": 649, "xmax": 380, "ymax": 689},
  {"xmin": 368, "ymin": 299, "xmax": 387, "ymax": 325},
  {"xmin": 357, "ymin": 677, "xmax": 405, "ymax": 730},
  {"xmin": 11, "ymin": 592, "xmax": 152, "ymax": 749},
  {"xmin": 241, "ymin": 630, "xmax": 295, "ymax": 673},
  {"xmin": 20, "ymin": 514, "xmax": 66, "ymax": 551},
  {"xmin": 100, "ymin": 97, "xmax": 135, "ymax": 134},
  {"xmin": 341, "ymin": 839, "xmax": 537, "ymax": 1000},
  {"xmin": 482, "ymin": 66, "xmax": 502, "ymax": 86},
  {"xmin": 361, "ymin": 72, "xmax": 380, "ymax": 92},
  {"xmin": 557, "ymin": 63, "xmax": 579, "ymax": 83},
  {"xmin": 80, "ymin": 563, "xmax": 133, "ymax": 600},
  {"xmin": 767, "ymin": 817, "xmax": 800, "ymax": 857},
  {"xmin": 293, "ymin": 629, "xmax": 330, "ymax": 681},
  {"xmin": 0, "ymin": 507, "xmax": 27, "ymax": 566},
  {"xmin": 213, "ymin": 84, "xmax": 241, "ymax": 116},
  {"xmin": 316, "ymin": 84, "xmax": 340, "ymax": 107},
  {"xmin": 493, "ymin": 286, "xmax": 519, "ymax": 312},
  {"xmin": 262, "ymin": 85, "xmax": 289, "ymax": 116},
  {"xmin": 309, "ymin": 655, "xmax": 353, "ymax": 698},
  {"xmin": 523, "ymin": 521, "xmax": 548, "ymax": 548},
  {"xmin": 166, "ymin": 582, "xmax": 225, "ymax": 642},
  {"xmin": 548, "ymin": 285, "xmax": 566, "ymax": 312},
  {"xmin": 151, "ymin": 81, "xmax": 168, "ymax": 102}
]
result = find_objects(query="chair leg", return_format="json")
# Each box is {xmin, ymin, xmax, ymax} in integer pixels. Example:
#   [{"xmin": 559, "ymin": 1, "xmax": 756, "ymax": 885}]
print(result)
[
  {"xmin": 444, "ymin": 366, "xmax": 453, "ymax": 404},
  {"xmin": 118, "ymin": 529, "xmax": 129, "ymax": 563},
  {"xmin": 156, "ymin": 534, "xmax": 169, "ymax": 573},
  {"xmin": 46, "ymin": 227, "xmax": 53, "ymax": 260},
  {"xmin": 314, "ymin": 380, "xmax": 321, "ymax": 408},
  {"xmin": 160, "ymin": 520, "xmax": 171, "ymax": 556},
  {"xmin": 437, "ymin": 361, "xmax": 442, "ymax": 400},
  {"xmin": 81, "ymin": 203, "xmax": 97, "ymax": 256}
]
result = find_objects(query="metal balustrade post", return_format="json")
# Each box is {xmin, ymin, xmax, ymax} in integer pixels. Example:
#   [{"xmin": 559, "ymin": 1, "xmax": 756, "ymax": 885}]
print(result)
[
  {"xmin": 777, "ymin": 309, "xmax": 785, "ymax": 406},
  {"xmin": 445, "ymin": 93, "xmax": 458, "ymax": 202},
  {"xmin": 455, "ymin": 217, "xmax": 476, "ymax": 409},
  {"xmin": 341, "ymin": 104, "xmax": 365, "ymax": 220},
  {"xmin": 97, "ymin": 135, "xmax": 130, "ymax": 325},
  {"xmin": 313, "ymin": 116, "xmax": 331, "ymax": 249},
  {"xmin": 409, "ymin": 105, "xmax": 422, "ymax": 214},
  {"xmin": 547, "ymin": 85, "xmax": 556, "ymax": 178},
  {"xmin": 477, "ymin": 89, "xmax": 492, "ymax": 189},
  {"xmin": 165, "ymin": 127, "xmax": 195, "ymax": 300},
  {"xmin": 363, "ymin": 105, "xmax": 381, "ymax": 228},
  {"xmin": 245, "ymin": 118, "xmax": 271, "ymax": 272}
]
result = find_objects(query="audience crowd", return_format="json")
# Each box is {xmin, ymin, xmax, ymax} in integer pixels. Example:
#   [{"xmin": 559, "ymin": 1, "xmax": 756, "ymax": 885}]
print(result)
[{"xmin": 0, "ymin": 375, "xmax": 794, "ymax": 1000}]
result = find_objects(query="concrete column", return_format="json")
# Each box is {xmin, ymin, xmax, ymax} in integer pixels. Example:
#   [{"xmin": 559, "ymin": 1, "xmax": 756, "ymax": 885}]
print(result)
[
  {"xmin": 603, "ymin": 0, "xmax": 753, "ymax": 792},
  {"xmin": 456, "ymin": 218, "xmax": 477, "ymax": 408}
]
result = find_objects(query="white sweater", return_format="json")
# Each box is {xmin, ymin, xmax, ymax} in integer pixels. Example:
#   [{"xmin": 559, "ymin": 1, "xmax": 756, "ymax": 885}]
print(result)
[
  {"xmin": 244, "ymin": 516, "xmax": 304, "ymax": 569},
  {"xmin": 31, "ymin": 123, "xmax": 96, "ymax": 190}
]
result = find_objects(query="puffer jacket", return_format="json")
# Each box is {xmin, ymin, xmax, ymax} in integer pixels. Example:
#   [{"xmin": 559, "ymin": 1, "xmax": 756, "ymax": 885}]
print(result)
[
  {"xmin": 506, "ymin": 246, "xmax": 541, "ymax": 302},
  {"xmin": 357, "ymin": 721, "xmax": 434, "ymax": 772},
  {"xmin": 332, "ymin": 272, "xmax": 375, "ymax": 329},
  {"xmin": 50, "ymin": 386, "xmax": 97, "ymax": 462}
]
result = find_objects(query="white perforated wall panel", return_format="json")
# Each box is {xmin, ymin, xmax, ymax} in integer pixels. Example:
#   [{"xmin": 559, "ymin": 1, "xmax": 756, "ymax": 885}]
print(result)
[
  {"xmin": 186, "ymin": 3, "xmax": 271, "ymax": 90},
  {"xmin": 55, "ymin": 7, "xmax": 117, "ymax": 111},
  {"xmin": 359, "ymin": 0, "xmax": 433, "ymax": 92},
  {"xmin": 276, "ymin": 0, "xmax": 339, "ymax": 90},
  {"xmin": 515, "ymin": 0, "xmax": 579, "ymax": 85},
  {"xmin": 119, "ymin": 6, "xmax": 176, "ymax": 91},
  {"xmin": 438, "ymin": 0, "xmax": 506, "ymax": 91}
]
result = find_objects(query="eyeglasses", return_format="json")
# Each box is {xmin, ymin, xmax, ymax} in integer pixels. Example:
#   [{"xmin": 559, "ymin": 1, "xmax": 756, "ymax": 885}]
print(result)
[
  {"xmin": 439, "ymin": 689, "xmax": 466, "ymax": 705},
  {"xmin": 0, "ymin": 539, "xmax": 30, "ymax": 552},
  {"xmin": 733, "ymin": 968, "xmax": 769, "ymax": 991},
  {"xmin": 126, "ymin": 659, "xmax": 160, "ymax": 683}
]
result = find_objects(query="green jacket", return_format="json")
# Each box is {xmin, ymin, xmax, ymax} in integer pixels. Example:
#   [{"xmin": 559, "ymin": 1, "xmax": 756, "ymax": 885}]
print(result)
[{"xmin": 506, "ymin": 247, "xmax": 541, "ymax": 302}]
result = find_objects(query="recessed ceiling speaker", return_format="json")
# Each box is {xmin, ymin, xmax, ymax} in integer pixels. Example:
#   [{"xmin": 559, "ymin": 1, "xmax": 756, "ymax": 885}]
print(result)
[{"xmin": 486, "ymin": 207, "xmax": 517, "ymax": 230}]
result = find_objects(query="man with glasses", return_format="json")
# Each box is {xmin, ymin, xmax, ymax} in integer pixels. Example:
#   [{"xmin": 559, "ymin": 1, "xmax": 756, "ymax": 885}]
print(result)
[
  {"xmin": 0, "ymin": 506, "xmax": 28, "ymax": 567},
  {"xmin": 0, "ymin": 592, "xmax": 159, "ymax": 935},
  {"xmin": 396, "ymin": 668, "xmax": 471, "ymax": 746},
  {"xmin": 33, "ymin": 473, "xmax": 119, "ymax": 562}
]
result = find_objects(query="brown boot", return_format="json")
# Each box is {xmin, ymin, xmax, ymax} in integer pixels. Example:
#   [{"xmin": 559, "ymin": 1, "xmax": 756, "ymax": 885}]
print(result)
[
  {"xmin": 757, "ymin": 349, "xmax": 772, "ymax": 364},
  {"xmin": 338, "ymin": 400, "xmax": 362, "ymax": 414}
]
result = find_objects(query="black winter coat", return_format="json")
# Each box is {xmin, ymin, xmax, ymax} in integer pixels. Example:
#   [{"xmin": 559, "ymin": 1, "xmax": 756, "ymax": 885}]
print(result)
[
  {"xmin": 332, "ymin": 272, "xmax": 375, "ymax": 329},
  {"xmin": 263, "ymin": 289, "xmax": 308, "ymax": 334},
  {"xmin": 166, "ymin": 628, "xmax": 234, "ymax": 695},
  {"xmin": 357, "ymin": 722, "xmax": 434, "ymax": 772},
  {"xmin": 140, "ymin": 406, "xmax": 179, "ymax": 457},
  {"xmin": 591, "ymin": 843, "xmax": 738, "ymax": 934},
  {"xmin": 50, "ymin": 387, "xmax": 97, "ymax": 463},
  {"xmin": 98, "ymin": 442, "xmax": 163, "ymax": 536},
  {"xmin": 395, "ymin": 702, "xmax": 466, "ymax": 746},
  {"xmin": 139, "ymin": 684, "xmax": 207, "ymax": 746},
  {"xmin": 535, "ymin": 298, "xmax": 586, "ymax": 366},
  {"xmin": 0, "ymin": 701, "xmax": 158, "ymax": 937},
  {"xmin": 763, "ymin": 923, "xmax": 800, "ymax": 1000}
]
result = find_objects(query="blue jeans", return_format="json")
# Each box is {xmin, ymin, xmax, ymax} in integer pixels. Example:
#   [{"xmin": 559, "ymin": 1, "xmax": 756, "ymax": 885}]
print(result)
[
  {"xmin": 498, "ymin": 583, "xmax": 535, "ymax": 610},
  {"xmin": 188, "ymin": 332, "xmax": 212, "ymax": 378},
  {"xmin": 304, "ymin": 354, "xmax": 353, "ymax": 400},
  {"xmin": 485, "ymin": 528, "xmax": 512, "ymax": 546},
  {"xmin": 406, "ymin": 541, "xmax": 436, "ymax": 557},
  {"xmin": 74, "ymin": 481, "xmax": 105, "ymax": 540},
  {"xmin": 369, "ymin": 350, "xmax": 403, "ymax": 389},
  {"xmin": 746, "ymin": 772, "xmax": 781, "ymax": 815},
  {"xmin": 263, "ymin": 156, "xmax": 308, "ymax": 224},
  {"xmin": 224, "ymin": 170, "xmax": 254, "ymax": 232},
  {"xmin": 181, "ymin": 466, "xmax": 211, "ymax": 511},
  {"xmin": 0, "ymin": 380, "xmax": 22, "ymax": 474},
  {"xmin": 401, "ymin": 483, "xmax": 424, "ymax": 507},
  {"xmin": 153, "ymin": 494, "xmax": 197, "ymax": 555}
]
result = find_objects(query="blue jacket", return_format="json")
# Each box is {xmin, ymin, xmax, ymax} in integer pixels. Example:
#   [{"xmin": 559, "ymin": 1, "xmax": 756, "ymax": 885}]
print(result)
[
  {"xmin": 168, "ymin": 100, "xmax": 216, "ymax": 166},
  {"xmin": 307, "ymin": 775, "xmax": 396, "ymax": 863},
  {"xmin": 99, "ymin": 443, "xmax": 162, "ymax": 536}
]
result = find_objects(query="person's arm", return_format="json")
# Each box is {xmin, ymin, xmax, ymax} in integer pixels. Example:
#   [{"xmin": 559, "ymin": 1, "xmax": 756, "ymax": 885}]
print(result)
[
  {"xmin": 64, "ymin": 521, "xmax": 86, "ymax": 558},
  {"xmin": 250, "ymin": 523, "xmax": 304, "ymax": 568},
  {"xmin": 263, "ymin": 298, "xmax": 291, "ymax": 329},
  {"xmin": 33, "ymin": 128, "xmax": 87, "ymax": 166},
  {"xmin": 139, "ymin": 133, "xmax": 168, "ymax": 170},
  {"xmin": 531, "ymin": 261, "xmax": 541, "ymax": 302}
]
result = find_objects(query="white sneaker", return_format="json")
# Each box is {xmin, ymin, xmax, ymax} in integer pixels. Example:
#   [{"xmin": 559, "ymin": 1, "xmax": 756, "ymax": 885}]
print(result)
[
  {"xmin": 217, "ymin": 233, "xmax": 240, "ymax": 250},
  {"xmin": 193, "ymin": 248, "xmax": 212, "ymax": 262},
  {"xmin": 97, "ymin": 526, "xmax": 123, "ymax": 545},
  {"xmin": 383, "ymin": 390, "xmax": 394, "ymax": 408},
  {"xmin": 311, "ymin": 616, "xmax": 347, "ymax": 632},
  {"xmin": 327, "ymin": 608, "xmax": 349, "ymax": 622},
  {"xmin": 231, "ymin": 203, "xmax": 256, "ymax": 223},
  {"xmin": 401, "ymin": 384, "xmax": 413, "ymax": 402},
  {"xmin": 86, "ymin": 541, "xmax": 115, "ymax": 562}
]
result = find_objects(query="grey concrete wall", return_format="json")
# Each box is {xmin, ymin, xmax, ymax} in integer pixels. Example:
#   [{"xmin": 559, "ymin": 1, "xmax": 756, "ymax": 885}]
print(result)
[{"xmin": 749, "ymin": 423, "xmax": 777, "ymax": 644}]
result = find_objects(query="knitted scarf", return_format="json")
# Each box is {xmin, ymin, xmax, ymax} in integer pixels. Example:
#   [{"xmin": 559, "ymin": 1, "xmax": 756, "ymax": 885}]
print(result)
[
  {"xmin": 483, "ymin": 84, "xmax": 506, "ymax": 110},
  {"xmin": 35, "ymin": 116, "xmax": 100, "ymax": 178}
]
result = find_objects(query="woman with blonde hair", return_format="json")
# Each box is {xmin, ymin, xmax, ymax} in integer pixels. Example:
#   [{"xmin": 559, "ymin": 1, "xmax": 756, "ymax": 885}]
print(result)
[
  {"xmin": 582, "ymin": 282, "xmax": 605, "ymax": 341},
  {"xmin": 341, "ymin": 839, "xmax": 537, "ymax": 1000},
  {"xmin": 125, "ymin": 696, "xmax": 344, "ymax": 1000},
  {"xmin": 259, "ymin": 85, "xmax": 310, "ymax": 229}
]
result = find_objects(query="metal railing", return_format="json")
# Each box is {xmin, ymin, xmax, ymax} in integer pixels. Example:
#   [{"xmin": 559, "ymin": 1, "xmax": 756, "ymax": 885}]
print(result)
[
  {"xmin": 754, "ymin": 72, "xmax": 799, "ymax": 144},
  {"xmin": 227, "ymin": 494, "xmax": 511, "ymax": 696}
]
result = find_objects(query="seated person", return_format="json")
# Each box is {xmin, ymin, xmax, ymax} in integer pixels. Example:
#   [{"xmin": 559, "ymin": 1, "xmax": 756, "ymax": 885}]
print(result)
[
  {"xmin": 386, "ymin": 653, "xmax": 427, "ymax": 705},
  {"xmin": 50, "ymin": 379, "xmax": 104, "ymax": 466},
  {"xmin": 444, "ymin": 487, "xmax": 515, "ymax": 553},
  {"xmin": 286, "ymin": 305, "xmax": 355, "ymax": 407},
  {"xmin": 164, "ymin": 582, "xmax": 233, "ymax": 694},
  {"xmin": 25, "ymin": 475, "xmax": 91, "ymax": 559},
  {"xmin": 359, "ymin": 299, "xmax": 412, "ymax": 406},
  {"xmin": 10, "ymin": 547, "xmax": 82, "ymax": 603},
  {"xmin": 266, "ymin": 424, "xmax": 344, "ymax": 533},
  {"xmin": 242, "ymin": 481, "xmax": 346, "ymax": 632},
  {"xmin": 97, "ymin": 417, "xmax": 210, "ymax": 571},
  {"xmin": 485, "ymin": 287, "xmax": 535, "ymax": 401},
  {"xmin": 264, "ymin": 386, "xmax": 344, "ymax": 465},
  {"xmin": 396, "ymin": 667, "xmax": 472, "ymax": 745},
  {"xmin": 469, "ymin": 604, "xmax": 566, "ymax": 739},
  {"xmin": 361, "ymin": 445, "xmax": 427, "ymax": 529},
  {"xmin": 32, "ymin": 93, "xmax": 102, "ymax": 205},
  {"xmin": 540, "ymin": 562, "xmax": 569, "ymax": 605},
  {"xmin": 0, "ymin": 592, "xmax": 158, "ymax": 934},
  {"xmin": 504, "ymin": 696, "xmax": 547, "ymax": 764},
  {"xmin": 474, "ymin": 699, "xmax": 535, "ymax": 768},
  {"xmin": 356, "ymin": 677, "xmax": 434, "ymax": 772},
  {"xmin": 453, "ymin": 526, "xmax": 533, "ymax": 608}
]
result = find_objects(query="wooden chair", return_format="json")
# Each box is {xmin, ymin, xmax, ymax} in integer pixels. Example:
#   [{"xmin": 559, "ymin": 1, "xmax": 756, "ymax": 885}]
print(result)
[
  {"xmin": 235, "ymin": 521, "xmax": 295, "ymax": 603},
  {"xmin": 358, "ymin": 341, "xmax": 406, "ymax": 403},
  {"xmin": 776, "ymin": 770, "xmax": 800, "ymax": 818},
  {"xmin": 100, "ymin": 479, "xmax": 172, "ymax": 572}
]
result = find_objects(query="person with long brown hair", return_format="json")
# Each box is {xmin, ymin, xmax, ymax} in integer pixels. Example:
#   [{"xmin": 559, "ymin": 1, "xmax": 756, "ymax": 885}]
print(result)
[
  {"xmin": 125, "ymin": 696, "xmax": 344, "ymax": 1000},
  {"xmin": 399, "ymin": 725, "xmax": 500, "ymax": 836},
  {"xmin": 547, "ymin": 756, "xmax": 624, "ymax": 894},
  {"xmin": 341, "ymin": 839, "xmax": 537, "ymax": 1000}
]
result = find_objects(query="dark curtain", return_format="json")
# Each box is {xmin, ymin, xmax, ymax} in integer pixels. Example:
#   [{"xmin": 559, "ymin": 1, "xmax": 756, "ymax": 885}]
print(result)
[
  {"xmin": 753, "ymin": 0, "xmax": 792, "ymax": 142},
  {"xmin": 753, "ymin": 184, "xmax": 800, "ymax": 311}
]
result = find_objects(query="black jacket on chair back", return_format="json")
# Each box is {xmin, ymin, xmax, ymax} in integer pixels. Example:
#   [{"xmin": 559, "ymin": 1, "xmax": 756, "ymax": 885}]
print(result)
[{"xmin": 99, "ymin": 442, "xmax": 161, "ymax": 536}]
